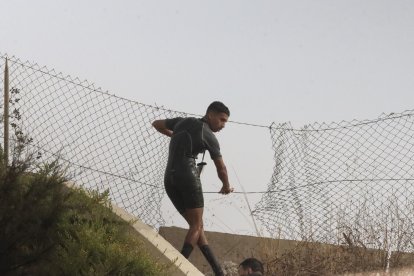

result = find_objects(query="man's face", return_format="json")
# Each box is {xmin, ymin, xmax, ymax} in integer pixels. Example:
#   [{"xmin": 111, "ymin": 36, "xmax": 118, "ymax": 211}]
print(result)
[
  {"xmin": 207, "ymin": 111, "xmax": 229, "ymax": 132},
  {"xmin": 238, "ymin": 266, "xmax": 252, "ymax": 276}
]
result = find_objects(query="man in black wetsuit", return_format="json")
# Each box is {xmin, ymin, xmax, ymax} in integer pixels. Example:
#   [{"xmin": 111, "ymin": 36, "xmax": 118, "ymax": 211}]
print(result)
[{"xmin": 152, "ymin": 101, "xmax": 233, "ymax": 276}]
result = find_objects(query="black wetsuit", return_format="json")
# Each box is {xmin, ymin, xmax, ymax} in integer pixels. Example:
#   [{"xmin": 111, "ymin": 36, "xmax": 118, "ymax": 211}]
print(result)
[{"xmin": 164, "ymin": 117, "xmax": 221, "ymax": 213}]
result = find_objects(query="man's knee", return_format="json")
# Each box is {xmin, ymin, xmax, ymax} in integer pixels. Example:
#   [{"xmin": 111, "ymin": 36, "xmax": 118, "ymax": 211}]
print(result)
[{"xmin": 189, "ymin": 222, "xmax": 204, "ymax": 231}]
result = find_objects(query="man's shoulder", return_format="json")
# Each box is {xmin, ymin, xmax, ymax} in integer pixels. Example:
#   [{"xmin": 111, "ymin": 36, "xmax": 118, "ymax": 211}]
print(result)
[
  {"xmin": 165, "ymin": 117, "xmax": 182, "ymax": 127},
  {"xmin": 183, "ymin": 116, "xmax": 198, "ymax": 121},
  {"xmin": 178, "ymin": 117, "xmax": 201, "ymax": 125},
  {"xmin": 170, "ymin": 117, "xmax": 203, "ymax": 131},
  {"xmin": 173, "ymin": 117, "xmax": 199, "ymax": 122}
]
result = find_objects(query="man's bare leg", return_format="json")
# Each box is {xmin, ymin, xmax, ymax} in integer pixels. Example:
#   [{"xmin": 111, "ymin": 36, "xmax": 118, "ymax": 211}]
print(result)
[
  {"xmin": 182, "ymin": 207, "xmax": 204, "ymax": 246},
  {"xmin": 181, "ymin": 208, "xmax": 223, "ymax": 276}
]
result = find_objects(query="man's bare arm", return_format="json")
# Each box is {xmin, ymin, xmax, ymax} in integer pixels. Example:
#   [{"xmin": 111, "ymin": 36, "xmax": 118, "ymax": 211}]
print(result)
[
  {"xmin": 213, "ymin": 157, "xmax": 234, "ymax": 194},
  {"xmin": 152, "ymin": 120, "xmax": 173, "ymax": 137}
]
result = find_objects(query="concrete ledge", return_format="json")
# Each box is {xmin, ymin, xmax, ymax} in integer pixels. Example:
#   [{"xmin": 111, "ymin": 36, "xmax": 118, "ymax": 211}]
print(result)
[
  {"xmin": 111, "ymin": 204, "xmax": 203, "ymax": 276},
  {"xmin": 64, "ymin": 183, "xmax": 202, "ymax": 276}
]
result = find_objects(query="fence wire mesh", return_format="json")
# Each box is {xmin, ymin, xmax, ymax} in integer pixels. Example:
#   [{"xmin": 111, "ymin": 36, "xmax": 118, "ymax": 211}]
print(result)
[
  {"xmin": 2, "ymin": 54, "xmax": 414, "ymax": 252},
  {"xmin": 254, "ymin": 114, "xmax": 414, "ymax": 252},
  {"xmin": 0, "ymin": 54, "xmax": 187, "ymax": 229}
]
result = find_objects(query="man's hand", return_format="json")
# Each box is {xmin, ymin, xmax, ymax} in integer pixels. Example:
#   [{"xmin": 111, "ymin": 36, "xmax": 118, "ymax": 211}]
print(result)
[
  {"xmin": 214, "ymin": 157, "xmax": 233, "ymax": 195},
  {"xmin": 219, "ymin": 185, "xmax": 234, "ymax": 195}
]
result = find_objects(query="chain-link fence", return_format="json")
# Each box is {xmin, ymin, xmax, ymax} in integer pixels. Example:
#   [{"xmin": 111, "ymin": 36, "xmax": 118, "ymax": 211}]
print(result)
[
  {"xmin": 0, "ymin": 54, "xmax": 188, "ymax": 228},
  {"xmin": 254, "ymin": 113, "xmax": 414, "ymax": 252},
  {"xmin": 2, "ymin": 54, "xmax": 414, "ymax": 253}
]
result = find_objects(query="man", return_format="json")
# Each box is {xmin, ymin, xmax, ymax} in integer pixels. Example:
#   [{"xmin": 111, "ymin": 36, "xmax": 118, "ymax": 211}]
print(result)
[
  {"xmin": 152, "ymin": 101, "xmax": 233, "ymax": 276},
  {"xmin": 238, "ymin": 258, "xmax": 264, "ymax": 276}
]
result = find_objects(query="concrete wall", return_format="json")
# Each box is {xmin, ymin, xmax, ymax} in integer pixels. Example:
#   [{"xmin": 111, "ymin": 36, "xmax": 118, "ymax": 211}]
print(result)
[
  {"xmin": 159, "ymin": 226, "xmax": 297, "ymax": 275},
  {"xmin": 159, "ymin": 226, "xmax": 414, "ymax": 276}
]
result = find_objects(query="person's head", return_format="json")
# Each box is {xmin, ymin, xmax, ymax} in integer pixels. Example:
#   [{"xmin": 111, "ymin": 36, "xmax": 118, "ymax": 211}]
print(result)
[
  {"xmin": 238, "ymin": 258, "xmax": 264, "ymax": 276},
  {"xmin": 204, "ymin": 101, "xmax": 230, "ymax": 132}
]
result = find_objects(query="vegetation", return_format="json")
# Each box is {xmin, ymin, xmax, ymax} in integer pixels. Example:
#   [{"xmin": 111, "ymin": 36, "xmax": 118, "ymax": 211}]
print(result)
[
  {"xmin": 260, "ymin": 232, "xmax": 414, "ymax": 275},
  {"xmin": 257, "ymin": 172, "xmax": 414, "ymax": 275},
  {"xmin": 0, "ymin": 145, "xmax": 167, "ymax": 275}
]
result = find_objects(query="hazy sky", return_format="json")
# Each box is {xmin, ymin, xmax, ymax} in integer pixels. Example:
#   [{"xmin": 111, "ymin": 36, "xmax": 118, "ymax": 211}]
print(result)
[{"xmin": 2, "ymin": 0, "xmax": 414, "ymax": 235}]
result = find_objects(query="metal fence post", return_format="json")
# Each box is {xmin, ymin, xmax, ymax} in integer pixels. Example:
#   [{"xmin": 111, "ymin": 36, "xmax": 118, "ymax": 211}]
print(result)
[{"xmin": 3, "ymin": 58, "xmax": 9, "ymax": 165}]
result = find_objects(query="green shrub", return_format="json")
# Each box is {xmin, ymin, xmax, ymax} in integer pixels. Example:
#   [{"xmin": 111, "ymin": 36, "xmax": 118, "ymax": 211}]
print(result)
[
  {"xmin": 46, "ymin": 188, "xmax": 166, "ymax": 276},
  {"xmin": 0, "ymin": 146, "xmax": 166, "ymax": 275},
  {"xmin": 0, "ymin": 149, "xmax": 67, "ymax": 274}
]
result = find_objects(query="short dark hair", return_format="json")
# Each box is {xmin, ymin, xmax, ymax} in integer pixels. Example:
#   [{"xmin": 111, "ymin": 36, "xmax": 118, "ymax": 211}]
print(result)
[
  {"xmin": 206, "ymin": 101, "xmax": 230, "ymax": 116},
  {"xmin": 239, "ymin": 258, "xmax": 264, "ymax": 274}
]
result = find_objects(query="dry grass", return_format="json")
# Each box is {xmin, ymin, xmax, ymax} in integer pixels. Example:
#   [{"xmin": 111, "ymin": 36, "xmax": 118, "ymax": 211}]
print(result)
[
  {"xmin": 259, "ymin": 236, "xmax": 414, "ymax": 276},
  {"xmin": 255, "ymin": 184, "xmax": 414, "ymax": 275},
  {"xmin": 341, "ymin": 266, "xmax": 414, "ymax": 276}
]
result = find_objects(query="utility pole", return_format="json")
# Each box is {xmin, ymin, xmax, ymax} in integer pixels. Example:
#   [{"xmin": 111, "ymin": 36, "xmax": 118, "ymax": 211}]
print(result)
[{"xmin": 3, "ymin": 58, "xmax": 9, "ymax": 165}]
